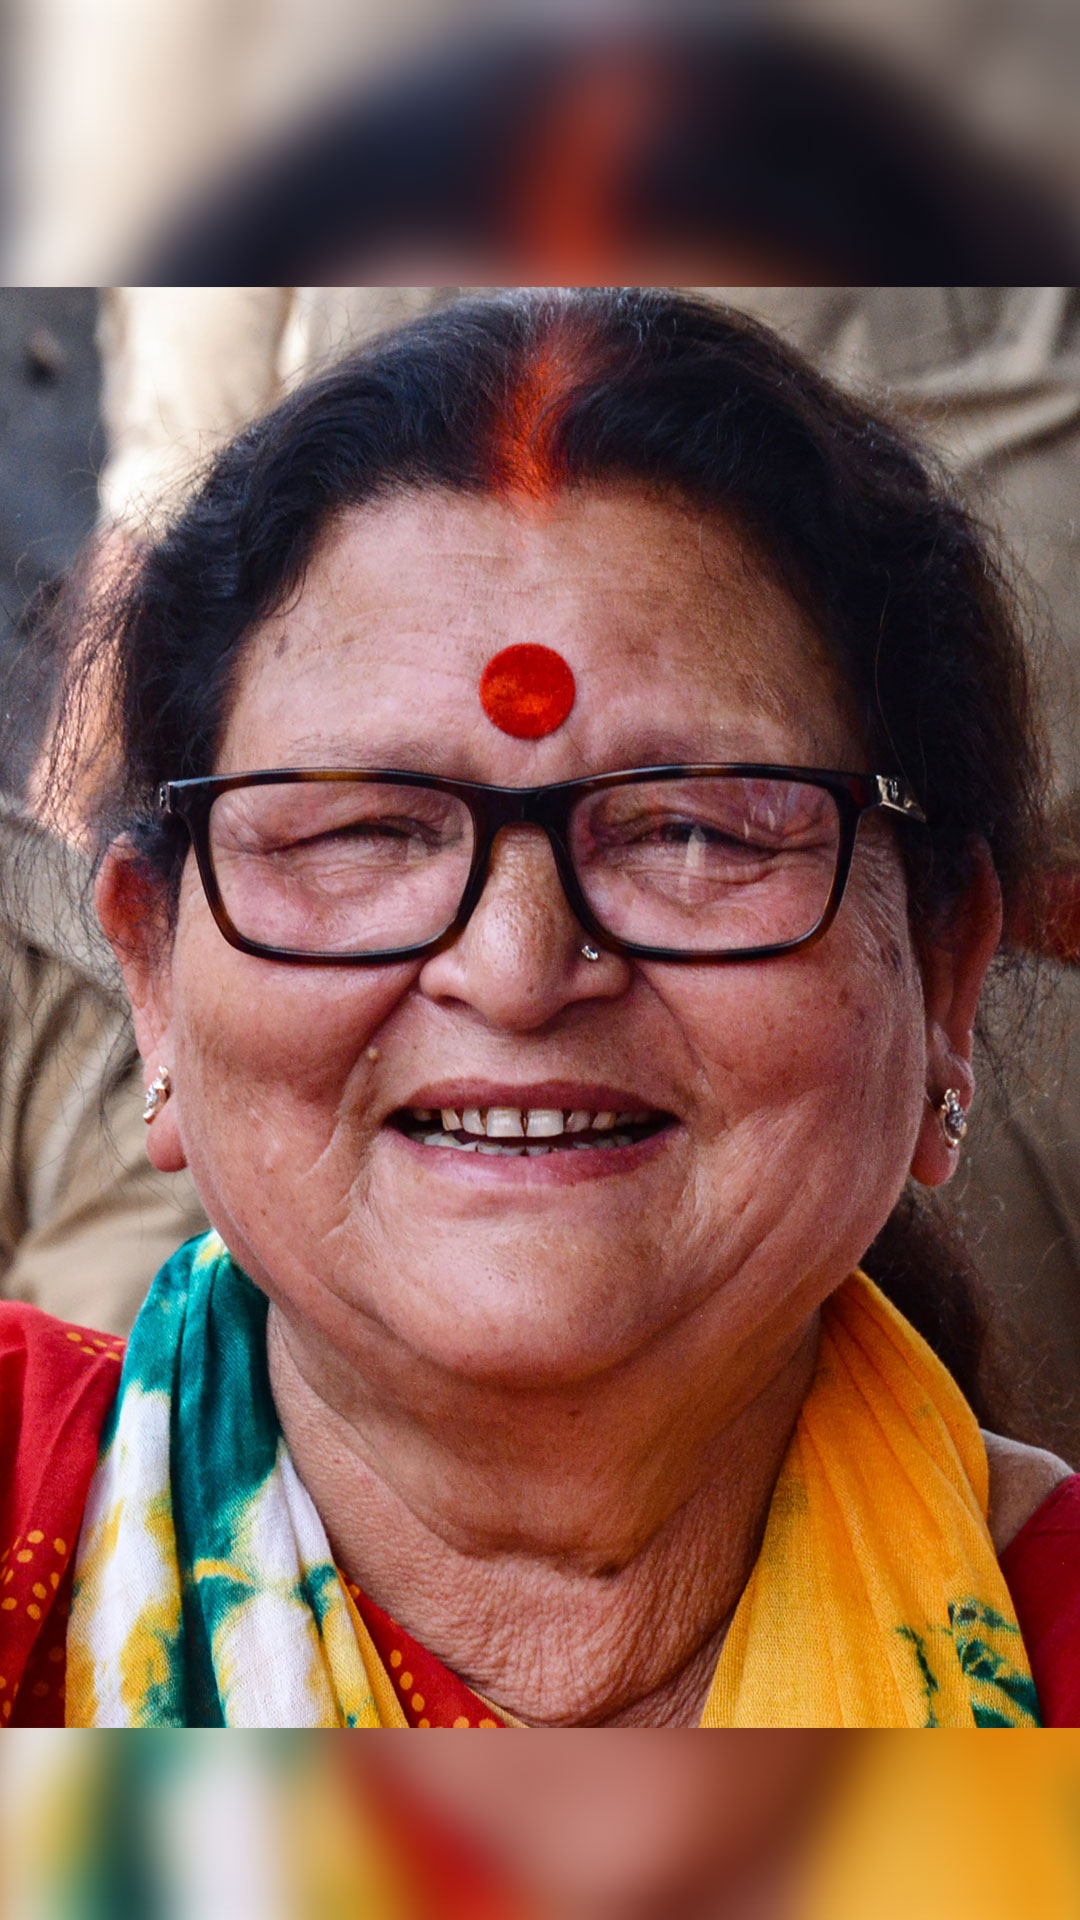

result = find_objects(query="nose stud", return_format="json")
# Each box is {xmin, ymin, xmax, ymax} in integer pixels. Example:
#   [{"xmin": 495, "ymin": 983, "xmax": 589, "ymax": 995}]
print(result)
[{"xmin": 580, "ymin": 942, "xmax": 601, "ymax": 962}]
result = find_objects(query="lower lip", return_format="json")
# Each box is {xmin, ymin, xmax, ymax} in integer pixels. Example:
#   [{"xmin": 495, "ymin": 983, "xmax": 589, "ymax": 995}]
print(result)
[{"xmin": 384, "ymin": 1124, "xmax": 676, "ymax": 1185}]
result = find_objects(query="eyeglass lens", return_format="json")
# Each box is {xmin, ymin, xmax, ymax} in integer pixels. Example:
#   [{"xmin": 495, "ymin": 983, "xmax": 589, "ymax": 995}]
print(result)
[{"xmin": 206, "ymin": 775, "xmax": 843, "ymax": 956}]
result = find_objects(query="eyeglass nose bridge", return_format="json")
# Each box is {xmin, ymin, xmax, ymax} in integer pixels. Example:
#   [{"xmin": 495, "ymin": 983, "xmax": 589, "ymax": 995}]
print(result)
[{"xmin": 453, "ymin": 785, "xmax": 591, "ymax": 942}]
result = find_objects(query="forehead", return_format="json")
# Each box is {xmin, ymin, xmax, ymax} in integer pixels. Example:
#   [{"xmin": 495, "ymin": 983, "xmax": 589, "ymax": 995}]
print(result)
[{"xmin": 220, "ymin": 486, "xmax": 864, "ymax": 775}]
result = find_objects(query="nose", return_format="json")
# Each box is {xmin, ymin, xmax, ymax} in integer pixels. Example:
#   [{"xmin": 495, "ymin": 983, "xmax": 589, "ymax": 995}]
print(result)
[{"xmin": 416, "ymin": 825, "xmax": 630, "ymax": 1030}]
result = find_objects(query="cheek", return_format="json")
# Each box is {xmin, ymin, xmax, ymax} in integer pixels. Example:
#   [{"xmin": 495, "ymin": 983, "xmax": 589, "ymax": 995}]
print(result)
[
  {"xmin": 659, "ymin": 865, "xmax": 926, "ymax": 1159},
  {"xmin": 167, "ymin": 894, "xmax": 404, "ymax": 1152}
]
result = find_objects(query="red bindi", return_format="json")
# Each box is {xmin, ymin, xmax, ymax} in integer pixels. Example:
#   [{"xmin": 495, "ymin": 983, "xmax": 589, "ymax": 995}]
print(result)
[{"xmin": 479, "ymin": 644, "xmax": 576, "ymax": 738}]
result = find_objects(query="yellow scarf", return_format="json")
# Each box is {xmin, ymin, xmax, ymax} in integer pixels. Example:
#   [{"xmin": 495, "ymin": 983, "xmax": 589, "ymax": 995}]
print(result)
[
  {"xmin": 69, "ymin": 1235, "xmax": 1036, "ymax": 1726},
  {"xmin": 703, "ymin": 1272, "xmax": 1037, "ymax": 1726}
]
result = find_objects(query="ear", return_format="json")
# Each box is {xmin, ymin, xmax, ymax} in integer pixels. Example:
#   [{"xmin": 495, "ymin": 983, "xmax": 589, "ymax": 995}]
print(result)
[
  {"xmin": 95, "ymin": 841, "xmax": 188, "ymax": 1173},
  {"xmin": 910, "ymin": 841, "xmax": 1002, "ymax": 1188}
]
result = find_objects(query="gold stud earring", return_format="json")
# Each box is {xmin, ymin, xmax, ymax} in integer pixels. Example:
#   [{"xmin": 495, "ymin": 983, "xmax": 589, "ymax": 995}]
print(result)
[
  {"xmin": 937, "ymin": 1088, "xmax": 967, "ymax": 1148},
  {"xmin": 143, "ymin": 1065, "xmax": 173, "ymax": 1125}
]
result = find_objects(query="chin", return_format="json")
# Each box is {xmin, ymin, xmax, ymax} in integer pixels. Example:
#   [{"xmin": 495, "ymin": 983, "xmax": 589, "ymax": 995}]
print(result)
[{"xmin": 377, "ymin": 1262, "xmax": 671, "ymax": 1392}]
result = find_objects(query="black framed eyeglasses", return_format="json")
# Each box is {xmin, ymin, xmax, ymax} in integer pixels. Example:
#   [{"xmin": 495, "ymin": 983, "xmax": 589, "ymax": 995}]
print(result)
[{"xmin": 157, "ymin": 765, "xmax": 926, "ymax": 965}]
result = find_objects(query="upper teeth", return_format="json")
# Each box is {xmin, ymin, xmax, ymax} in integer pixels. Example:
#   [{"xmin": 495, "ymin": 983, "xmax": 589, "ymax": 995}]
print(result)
[{"xmin": 425, "ymin": 1106, "xmax": 650, "ymax": 1138}]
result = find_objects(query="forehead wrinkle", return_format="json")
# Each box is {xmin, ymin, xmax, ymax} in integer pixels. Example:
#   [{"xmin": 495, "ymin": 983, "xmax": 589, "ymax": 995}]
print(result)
[
  {"xmin": 269, "ymin": 481, "xmax": 814, "ymax": 642},
  {"xmin": 228, "ymin": 486, "xmax": 864, "ymax": 775},
  {"xmin": 232, "ymin": 629, "xmax": 852, "ymax": 775}
]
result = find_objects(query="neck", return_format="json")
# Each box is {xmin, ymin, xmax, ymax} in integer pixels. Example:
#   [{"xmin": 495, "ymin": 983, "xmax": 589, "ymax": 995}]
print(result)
[{"xmin": 267, "ymin": 1298, "xmax": 819, "ymax": 1727}]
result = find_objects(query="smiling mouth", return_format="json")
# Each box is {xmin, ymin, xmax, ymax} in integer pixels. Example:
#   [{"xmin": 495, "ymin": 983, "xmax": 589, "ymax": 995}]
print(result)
[{"xmin": 390, "ymin": 1105, "xmax": 674, "ymax": 1156}]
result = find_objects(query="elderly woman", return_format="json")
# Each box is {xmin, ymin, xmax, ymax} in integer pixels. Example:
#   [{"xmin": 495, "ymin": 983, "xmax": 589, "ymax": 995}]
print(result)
[{"xmin": 2, "ymin": 288, "xmax": 1077, "ymax": 1728}]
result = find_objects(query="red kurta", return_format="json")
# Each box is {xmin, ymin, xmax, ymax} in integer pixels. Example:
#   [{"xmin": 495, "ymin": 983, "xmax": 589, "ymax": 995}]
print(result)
[
  {"xmin": 0, "ymin": 1302, "xmax": 124, "ymax": 1724},
  {"xmin": 999, "ymin": 1474, "xmax": 1080, "ymax": 1729}
]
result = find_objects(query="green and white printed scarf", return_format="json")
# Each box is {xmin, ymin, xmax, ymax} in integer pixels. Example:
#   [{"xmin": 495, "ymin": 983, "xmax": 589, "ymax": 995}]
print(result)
[{"xmin": 67, "ymin": 1231, "xmax": 384, "ymax": 1726}]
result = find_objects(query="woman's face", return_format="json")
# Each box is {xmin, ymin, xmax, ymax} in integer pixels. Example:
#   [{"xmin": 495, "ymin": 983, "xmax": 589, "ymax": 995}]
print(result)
[{"xmin": 124, "ymin": 487, "xmax": 973, "ymax": 1390}]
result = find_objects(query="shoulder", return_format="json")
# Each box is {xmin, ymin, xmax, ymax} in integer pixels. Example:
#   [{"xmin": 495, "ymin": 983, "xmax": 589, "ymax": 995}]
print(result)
[
  {"xmin": 981, "ymin": 1430, "xmax": 1073, "ymax": 1554},
  {"xmin": 0, "ymin": 1296, "xmax": 125, "ymax": 1372},
  {"xmin": 0, "ymin": 1303, "xmax": 123, "ymax": 1719},
  {"xmin": 985, "ymin": 1433, "xmax": 1080, "ymax": 1729},
  {"xmin": 0, "ymin": 1300, "xmax": 124, "ymax": 1490}
]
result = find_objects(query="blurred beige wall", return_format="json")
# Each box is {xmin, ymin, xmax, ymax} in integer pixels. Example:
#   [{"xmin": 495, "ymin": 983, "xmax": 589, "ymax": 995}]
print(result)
[{"xmin": 7, "ymin": 0, "xmax": 451, "ymax": 282}]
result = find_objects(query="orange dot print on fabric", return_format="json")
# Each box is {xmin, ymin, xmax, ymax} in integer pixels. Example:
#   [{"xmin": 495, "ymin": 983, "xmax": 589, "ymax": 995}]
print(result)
[
  {"xmin": 389, "ymin": 1650, "xmax": 402, "ymax": 1669},
  {"xmin": 453, "ymin": 1717, "xmax": 471, "ymax": 1728},
  {"xmin": 479, "ymin": 644, "xmax": 575, "ymax": 738},
  {"xmin": 27, "ymin": 1532, "xmax": 43, "ymax": 1545},
  {"xmin": 53, "ymin": 1540, "xmax": 67, "ymax": 1556}
]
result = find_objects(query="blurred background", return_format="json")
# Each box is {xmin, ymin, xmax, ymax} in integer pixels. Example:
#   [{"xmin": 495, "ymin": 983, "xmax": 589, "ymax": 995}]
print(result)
[
  {"xmin": 5, "ymin": 4, "xmax": 1080, "ymax": 285},
  {"xmin": 3, "ymin": 1729, "xmax": 1080, "ymax": 1918},
  {"xmin": 0, "ymin": 293, "xmax": 101, "ymax": 797}
]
